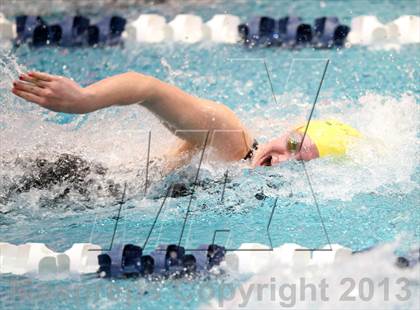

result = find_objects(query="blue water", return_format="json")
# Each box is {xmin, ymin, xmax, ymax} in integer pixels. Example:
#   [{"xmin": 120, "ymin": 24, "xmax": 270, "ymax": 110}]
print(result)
[{"xmin": 0, "ymin": 1, "xmax": 419, "ymax": 309}]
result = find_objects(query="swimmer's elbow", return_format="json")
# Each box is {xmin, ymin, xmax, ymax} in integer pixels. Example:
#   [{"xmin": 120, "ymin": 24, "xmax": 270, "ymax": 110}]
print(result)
[
  {"xmin": 125, "ymin": 71, "xmax": 156, "ymax": 89},
  {"xmin": 120, "ymin": 71, "xmax": 158, "ymax": 105}
]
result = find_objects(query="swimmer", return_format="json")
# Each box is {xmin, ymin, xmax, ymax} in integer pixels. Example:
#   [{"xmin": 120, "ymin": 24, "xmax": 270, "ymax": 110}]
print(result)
[{"xmin": 11, "ymin": 71, "xmax": 361, "ymax": 168}]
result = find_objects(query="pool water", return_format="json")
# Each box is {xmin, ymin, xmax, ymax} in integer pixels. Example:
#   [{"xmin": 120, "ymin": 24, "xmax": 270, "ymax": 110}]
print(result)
[{"xmin": 0, "ymin": 1, "xmax": 419, "ymax": 309}]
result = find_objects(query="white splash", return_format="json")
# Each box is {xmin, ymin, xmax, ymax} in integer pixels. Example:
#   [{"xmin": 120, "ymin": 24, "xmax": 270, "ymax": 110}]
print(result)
[
  {"xmin": 241, "ymin": 92, "xmax": 419, "ymax": 202},
  {"xmin": 203, "ymin": 242, "xmax": 420, "ymax": 309}
]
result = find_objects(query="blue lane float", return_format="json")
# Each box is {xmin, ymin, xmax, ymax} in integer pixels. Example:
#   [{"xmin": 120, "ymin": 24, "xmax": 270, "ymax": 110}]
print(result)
[
  {"xmin": 16, "ymin": 15, "xmax": 91, "ymax": 47},
  {"xmin": 238, "ymin": 16, "xmax": 277, "ymax": 46},
  {"xmin": 87, "ymin": 15, "xmax": 126, "ymax": 46},
  {"xmin": 13, "ymin": 14, "xmax": 126, "ymax": 47},
  {"xmin": 278, "ymin": 16, "xmax": 313, "ymax": 47},
  {"xmin": 98, "ymin": 244, "xmax": 144, "ymax": 278},
  {"xmin": 52, "ymin": 15, "xmax": 90, "ymax": 46},
  {"xmin": 313, "ymin": 16, "xmax": 350, "ymax": 48},
  {"xmin": 15, "ymin": 15, "xmax": 48, "ymax": 47},
  {"xmin": 239, "ymin": 16, "xmax": 313, "ymax": 47},
  {"xmin": 97, "ymin": 243, "xmax": 226, "ymax": 279},
  {"xmin": 396, "ymin": 252, "xmax": 420, "ymax": 268}
]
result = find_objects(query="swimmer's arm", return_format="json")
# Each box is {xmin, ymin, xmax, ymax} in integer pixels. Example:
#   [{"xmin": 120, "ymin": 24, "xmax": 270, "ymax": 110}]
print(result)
[
  {"xmin": 12, "ymin": 71, "xmax": 253, "ymax": 160},
  {"xmin": 12, "ymin": 71, "xmax": 154, "ymax": 113}
]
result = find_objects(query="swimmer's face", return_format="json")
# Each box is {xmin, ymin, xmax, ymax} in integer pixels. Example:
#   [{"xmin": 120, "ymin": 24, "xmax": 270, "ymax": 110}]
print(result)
[{"xmin": 252, "ymin": 132, "xmax": 319, "ymax": 167}]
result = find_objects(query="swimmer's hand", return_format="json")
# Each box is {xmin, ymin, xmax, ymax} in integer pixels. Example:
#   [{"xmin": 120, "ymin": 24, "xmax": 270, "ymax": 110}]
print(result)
[{"xmin": 12, "ymin": 72, "xmax": 90, "ymax": 113}]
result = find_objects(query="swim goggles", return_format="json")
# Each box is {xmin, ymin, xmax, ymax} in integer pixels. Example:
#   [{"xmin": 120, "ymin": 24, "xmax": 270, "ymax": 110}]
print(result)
[{"xmin": 287, "ymin": 132, "xmax": 302, "ymax": 153}]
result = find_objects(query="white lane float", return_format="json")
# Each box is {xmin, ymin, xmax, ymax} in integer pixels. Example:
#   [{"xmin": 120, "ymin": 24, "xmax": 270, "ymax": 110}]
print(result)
[
  {"xmin": 223, "ymin": 243, "xmax": 313, "ymax": 274},
  {"xmin": 273, "ymin": 243, "xmax": 312, "ymax": 266},
  {"xmin": 347, "ymin": 15, "xmax": 389, "ymax": 45},
  {"xmin": 224, "ymin": 243, "xmax": 353, "ymax": 273},
  {"xmin": 168, "ymin": 14, "xmax": 210, "ymax": 43},
  {"xmin": 311, "ymin": 244, "xmax": 352, "ymax": 265},
  {"xmin": 64, "ymin": 243, "xmax": 101, "ymax": 273},
  {"xmin": 0, "ymin": 242, "xmax": 70, "ymax": 275},
  {"xmin": 206, "ymin": 14, "xmax": 241, "ymax": 43},
  {"xmin": 0, "ymin": 242, "xmax": 100, "ymax": 276},
  {"xmin": 386, "ymin": 15, "xmax": 420, "ymax": 44},
  {"xmin": 124, "ymin": 14, "xmax": 173, "ymax": 43},
  {"xmin": 0, "ymin": 12, "xmax": 15, "ymax": 40},
  {"xmin": 347, "ymin": 15, "xmax": 420, "ymax": 48},
  {"xmin": 224, "ymin": 243, "xmax": 273, "ymax": 274}
]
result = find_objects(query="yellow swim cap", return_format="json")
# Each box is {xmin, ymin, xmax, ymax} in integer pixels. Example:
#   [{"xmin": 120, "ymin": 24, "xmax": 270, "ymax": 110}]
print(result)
[{"xmin": 295, "ymin": 119, "xmax": 361, "ymax": 157}]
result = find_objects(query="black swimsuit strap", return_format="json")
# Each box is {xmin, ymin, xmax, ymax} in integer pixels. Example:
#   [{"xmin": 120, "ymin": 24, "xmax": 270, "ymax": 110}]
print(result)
[{"xmin": 243, "ymin": 139, "xmax": 259, "ymax": 161}]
